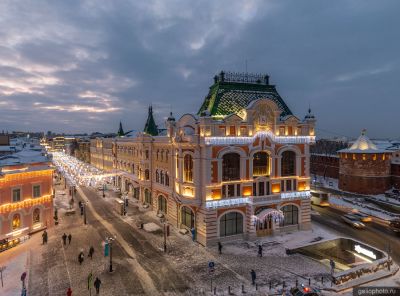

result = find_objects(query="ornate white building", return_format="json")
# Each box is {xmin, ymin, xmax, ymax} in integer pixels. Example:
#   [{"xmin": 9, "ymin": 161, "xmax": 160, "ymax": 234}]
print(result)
[{"xmin": 93, "ymin": 72, "xmax": 316, "ymax": 246}]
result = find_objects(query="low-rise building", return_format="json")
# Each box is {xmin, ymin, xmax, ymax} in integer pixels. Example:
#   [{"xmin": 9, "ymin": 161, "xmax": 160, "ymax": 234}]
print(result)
[{"xmin": 0, "ymin": 147, "xmax": 54, "ymax": 249}]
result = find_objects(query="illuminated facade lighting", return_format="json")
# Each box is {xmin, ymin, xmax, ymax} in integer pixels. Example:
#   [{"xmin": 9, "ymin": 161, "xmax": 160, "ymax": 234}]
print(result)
[
  {"xmin": 205, "ymin": 197, "xmax": 250, "ymax": 209},
  {"xmin": 204, "ymin": 131, "xmax": 315, "ymax": 146},
  {"xmin": 281, "ymin": 190, "xmax": 311, "ymax": 199}
]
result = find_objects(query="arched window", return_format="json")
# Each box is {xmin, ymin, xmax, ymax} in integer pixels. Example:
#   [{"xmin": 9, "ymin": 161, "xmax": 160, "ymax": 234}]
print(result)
[
  {"xmin": 220, "ymin": 212, "xmax": 243, "ymax": 237},
  {"xmin": 144, "ymin": 189, "xmax": 152, "ymax": 205},
  {"xmin": 184, "ymin": 154, "xmax": 193, "ymax": 182},
  {"xmin": 33, "ymin": 208, "xmax": 40, "ymax": 224},
  {"xmin": 160, "ymin": 171, "xmax": 165, "ymax": 184},
  {"xmin": 145, "ymin": 150, "xmax": 149, "ymax": 159},
  {"xmin": 158, "ymin": 195, "xmax": 167, "ymax": 214},
  {"xmin": 165, "ymin": 173, "xmax": 170, "ymax": 186},
  {"xmin": 222, "ymin": 153, "xmax": 240, "ymax": 181},
  {"xmin": 253, "ymin": 152, "xmax": 269, "ymax": 176},
  {"xmin": 281, "ymin": 205, "xmax": 298, "ymax": 226},
  {"xmin": 156, "ymin": 170, "xmax": 159, "ymax": 183},
  {"xmin": 12, "ymin": 213, "xmax": 21, "ymax": 230},
  {"xmin": 281, "ymin": 151, "xmax": 296, "ymax": 176},
  {"xmin": 145, "ymin": 169, "xmax": 150, "ymax": 181},
  {"xmin": 181, "ymin": 206, "xmax": 195, "ymax": 228}
]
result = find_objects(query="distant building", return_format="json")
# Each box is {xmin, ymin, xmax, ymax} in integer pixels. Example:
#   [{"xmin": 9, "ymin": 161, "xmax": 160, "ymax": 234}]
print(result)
[
  {"xmin": 311, "ymin": 130, "xmax": 400, "ymax": 194},
  {"xmin": 0, "ymin": 144, "xmax": 54, "ymax": 249},
  {"xmin": 91, "ymin": 71, "xmax": 316, "ymax": 246}
]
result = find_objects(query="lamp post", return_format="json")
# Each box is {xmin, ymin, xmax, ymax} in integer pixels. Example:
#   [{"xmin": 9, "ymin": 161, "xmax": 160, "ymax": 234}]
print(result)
[{"xmin": 106, "ymin": 237, "xmax": 114, "ymax": 272}]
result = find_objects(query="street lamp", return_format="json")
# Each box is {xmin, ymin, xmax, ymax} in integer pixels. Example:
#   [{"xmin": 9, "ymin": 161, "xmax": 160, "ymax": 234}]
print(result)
[{"xmin": 106, "ymin": 237, "xmax": 115, "ymax": 272}]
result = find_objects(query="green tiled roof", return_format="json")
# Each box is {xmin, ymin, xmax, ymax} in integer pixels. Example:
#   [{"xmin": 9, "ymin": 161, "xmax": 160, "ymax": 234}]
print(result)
[
  {"xmin": 144, "ymin": 106, "xmax": 159, "ymax": 136},
  {"xmin": 198, "ymin": 72, "xmax": 293, "ymax": 117}
]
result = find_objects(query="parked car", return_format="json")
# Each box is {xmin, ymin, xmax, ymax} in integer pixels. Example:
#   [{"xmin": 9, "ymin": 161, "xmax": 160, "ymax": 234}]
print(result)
[
  {"xmin": 290, "ymin": 286, "xmax": 320, "ymax": 296},
  {"xmin": 350, "ymin": 212, "xmax": 372, "ymax": 222},
  {"xmin": 389, "ymin": 219, "xmax": 400, "ymax": 233},
  {"xmin": 342, "ymin": 214, "xmax": 366, "ymax": 229}
]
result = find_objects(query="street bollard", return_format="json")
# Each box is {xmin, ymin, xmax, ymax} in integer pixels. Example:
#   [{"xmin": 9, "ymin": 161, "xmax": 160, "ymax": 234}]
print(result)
[
  {"xmin": 242, "ymin": 284, "xmax": 245, "ymax": 294},
  {"xmin": 296, "ymin": 279, "xmax": 298, "ymax": 287},
  {"xmin": 308, "ymin": 278, "xmax": 311, "ymax": 286},
  {"xmin": 214, "ymin": 287, "xmax": 216, "ymax": 295}
]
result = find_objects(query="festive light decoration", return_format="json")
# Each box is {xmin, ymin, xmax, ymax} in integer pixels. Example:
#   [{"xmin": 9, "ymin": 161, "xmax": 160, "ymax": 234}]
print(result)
[
  {"xmin": 51, "ymin": 152, "xmax": 112, "ymax": 187},
  {"xmin": 0, "ymin": 195, "xmax": 52, "ymax": 214},
  {"xmin": 205, "ymin": 197, "xmax": 250, "ymax": 209},
  {"xmin": 281, "ymin": 190, "xmax": 311, "ymax": 199},
  {"xmin": 204, "ymin": 130, "xmax": 315, "ymax": 146},
  {"xmin": 6, "ymin": 227, "xmax": 29, "ymax": 237},
  {"xmin": 354, "ymin": 245, "xmax": 377, "ymax": 260}
]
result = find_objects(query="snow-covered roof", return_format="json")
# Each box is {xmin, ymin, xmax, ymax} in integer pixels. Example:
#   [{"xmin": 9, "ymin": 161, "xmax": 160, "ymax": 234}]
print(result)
[
  {"xmin": 339, "ymin": 130, "xmax": 387, "ymax": 153},
  {"xmin": 0, "ymin": 146, "xmax": 49, "ymax": 166}
]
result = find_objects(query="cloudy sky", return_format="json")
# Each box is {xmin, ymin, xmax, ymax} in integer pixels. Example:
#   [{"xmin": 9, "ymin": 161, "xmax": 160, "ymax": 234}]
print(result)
[{"xmin": 0, "ymin": 0, "xmax": 399, "ymax": 139}]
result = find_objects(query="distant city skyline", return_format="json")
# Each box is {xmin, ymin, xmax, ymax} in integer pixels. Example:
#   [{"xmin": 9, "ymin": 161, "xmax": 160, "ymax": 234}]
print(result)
[{"xmin": 0, "ymin": 1, "xmax": 399, "ymax": 139}]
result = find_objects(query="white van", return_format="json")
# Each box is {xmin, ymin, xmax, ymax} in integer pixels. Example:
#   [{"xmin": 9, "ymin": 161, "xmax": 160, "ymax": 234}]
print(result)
[{"xmin": 311, "ymin": 191, "xmax": 330, "ymax": 207}]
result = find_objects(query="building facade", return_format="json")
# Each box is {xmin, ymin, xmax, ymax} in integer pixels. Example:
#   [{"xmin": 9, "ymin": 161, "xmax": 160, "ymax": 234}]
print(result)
[
  {"xmin": 90, "ymin": 138, "xmax": 114, "ymax": 171},
  {"xmin": 92, "ymin": 72, "xmax": 316, "ymax": 246},
  {"xmin": 0, "ymin": 160, "xmax": 54, "ymax": 247}
]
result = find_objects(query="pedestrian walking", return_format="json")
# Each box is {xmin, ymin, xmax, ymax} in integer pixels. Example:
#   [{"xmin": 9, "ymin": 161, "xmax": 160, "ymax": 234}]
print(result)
[
  {"xmin": 94, "ymin": 277, "xmax": 102, "ymax": 295},
  {"xmin": 87, "ymin": 271, "xmax": 93, "ymax": 290},
  {"xmin": 62, "ymin": 233, "xmax": 67, "ymax": 245},
  {"xmin": 42, "ymin": 230, "xmax": 48, "ymax": 245},
  {"xmin": 218, "ymin": 242, "xmax": 222, "ymax": 254},
  {"xmin": 250, "ymin": 269, "xmax": 256, "ymax": 285},
  {"xmin": 78, "ymin": 251, "xmax": 84, "ymax": 265},
  {"xmin": 68, "ymin": 233, "xmax": 72, "ymax": 245},
  {"xmin": 258, "ymin": 244, "xmax": 263, "ymax": 257},
  {"xmin": 67, "ymin": 287, "xmax": 72, "ymax": 296},
  {"xmin": 88, "ymin": 246, "xmax": 94, "ymax": 259},
  {"xmin": 190, "ymin": 227, "xmax": 196, "ymax": 242}
]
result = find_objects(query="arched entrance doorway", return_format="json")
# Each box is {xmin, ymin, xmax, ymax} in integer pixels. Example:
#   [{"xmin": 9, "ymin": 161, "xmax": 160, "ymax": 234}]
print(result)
[
  {"xmin": 144, "ymin": 189, "xmax": 152, "ymax": 205},
  {"xmin": 219, "ymin": 211, "xmax": 244, "ymax": 237},
  {"xmin": 254, "ymin": 208, "xmax": 284, "ymax": 236},
  {"xmin": 181, "ymin": 206, "xmax": 195, "ymax": 229}
]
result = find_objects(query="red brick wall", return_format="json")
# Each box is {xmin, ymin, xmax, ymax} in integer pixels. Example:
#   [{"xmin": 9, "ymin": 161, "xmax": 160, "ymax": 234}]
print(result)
[
  {"xmin": 338, "ymin": 174, "xmax": 392, "ymax": 194},
  {"xmin": 310, "ymin": 155, "xmax": 339, "ymax": 179}
]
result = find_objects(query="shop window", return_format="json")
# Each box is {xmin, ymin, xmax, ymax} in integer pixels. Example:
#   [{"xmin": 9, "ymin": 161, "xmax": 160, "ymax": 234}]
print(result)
[
  {"xmin": 219, "ymin": 212, "xmax": 243, "ymax": 237},
  {"xmin": 222, "ymin": 153, "xmax": 240, "ymax": 181},
  {"xmin": 33, "ymin": 208, "xmax": 40, "ymax": 224},
  {"xmin": 281, "ymin": 151, "xmax": 296, "ymax": 176},
  {"xmin": 281, "ymin": 205, "xmax": 298, "ymax": 226},
  {"xmin": 144, "ymin": 189, "xmax": 152, "ymax": 205},
  {"xmin": 253, "ymin": 152, "xmax": 269, "ymax": 176},
  {"xmin": 181, "ymin": 206, "xmax": 195, "ymax": 229},
  {"xmin": 12, "ymin": 213, "xmax": 21, "ymax": 230}
]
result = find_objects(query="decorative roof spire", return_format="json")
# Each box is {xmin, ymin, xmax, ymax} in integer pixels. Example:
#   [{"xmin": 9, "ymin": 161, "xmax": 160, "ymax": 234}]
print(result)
[
  {"xmin": 117, "ymin": 121, "xmax": 125, "ymax": 137},
  {"xmin": 167, "ymin": 112, "xmax": 175, "ymax": 122},
  {"xmin": 144, "ymin": 105, "xmax": 159, "ymax": 136}
]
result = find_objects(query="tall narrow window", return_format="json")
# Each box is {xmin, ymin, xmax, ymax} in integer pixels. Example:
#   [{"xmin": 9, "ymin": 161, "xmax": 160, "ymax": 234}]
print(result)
[
  {"xmin": 184, "ymin": 154, "xmax": 193, "ymax": 182},
  {"xmin": 158, "ymin": 195, "xmax": 167, "ymax": 214},
  {"xmin": 281, "ymin": 205, "xmax": 298, "ymax": 226},
  {"xmin": 253, "ymin": 152, "xmax": 269, "ymax": 176},
  {"xmin": 281, "ymin": 151, "xmax": 296, "ymax": 176},
  {"xmin": 33, "ymin": 185, "xmax": 41, "ymax": 198},
  {"xmin": 160, "ymin": 171, "xmax": 165, "ymax": 184},
  {"xmin": 181, "ymin": 206, "xmax": 195, "ymax": 228},
  {"xmin": 12, "ymin": 189, "xmax": 21, "ymax": 202},
  {"xmin": 165, "ymin": 173, "xmax": 170, "ymax": 186},
  {"xmin": 222, "ymin": 153, "xmax": 240, "ymax": 181},
  {"xmin": 145, "ymin": 169, "xmax": 150, "ymax": 181},
  {"xmin": 156, "ymin": 170, "xmax": 159, "ymax": 183}
]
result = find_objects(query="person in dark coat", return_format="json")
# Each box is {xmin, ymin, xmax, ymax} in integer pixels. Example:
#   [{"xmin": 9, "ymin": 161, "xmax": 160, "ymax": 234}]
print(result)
[
  {"xmin": 218, "ymin": 242, "xmax": 222, "ymax": 254},
  {"xmin": 258, "ymin": 245, "xmax": 263, "ymax": 257},
  {"xmin": 88, "ymin": 246, "xmax": 94, "ymax": 259},
  {"xmin": 68, "ymin": 234, "xmax": 72, "ymax": 244},
  {"xmin": 250, "ymin": 269, "xmax": 256, "ymax": 285},
  {"xmin": 62, "ymin": 233, "xmax": 67, "ymax": 245},
  {"xmin": 42, "ymin": 230, "xmax": 48, "ymax": 244},
  {"xmin": 78, "ymin": 251, "xmax": 84, "ymax": 265},
  {"xmin": 94, "ymin": 277, "xmax": 102, "ymax": 295},
  {"xmin": 67, "ymin": 287, "xmax": 72, "ymax": 296}
]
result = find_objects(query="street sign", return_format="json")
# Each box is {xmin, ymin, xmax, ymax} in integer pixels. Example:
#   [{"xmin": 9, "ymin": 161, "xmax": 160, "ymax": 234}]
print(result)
[{"xmin": 208, "ymin": 261, "xmax": 215, "ymax": 273}]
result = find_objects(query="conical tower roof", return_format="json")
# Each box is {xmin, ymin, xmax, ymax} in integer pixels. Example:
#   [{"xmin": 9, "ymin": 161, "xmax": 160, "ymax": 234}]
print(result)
[
  {"xmin": 117, "ymin": 121, "xmax": 125, "ymax": 137},
  {"xmin": 339, "ymin": 129, "xmax": 386, "ymax": 153},
  {"xmin": 143, "ymin": 106, "xmax": 159, "ymax": 136}
]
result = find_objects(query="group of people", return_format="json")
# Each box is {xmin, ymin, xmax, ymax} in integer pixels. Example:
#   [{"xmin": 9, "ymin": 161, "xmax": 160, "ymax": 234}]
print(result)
[
  {"xmin": 66, "ymin": 275, "xmax": 101, "ymax": 295},
  {"xmin": 62, "ymin": 233, "xmax": 72, "ymax": 245},
  {"xmin": 78, "ymin": 246, "xmax": 95, "ymax": 265}
]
